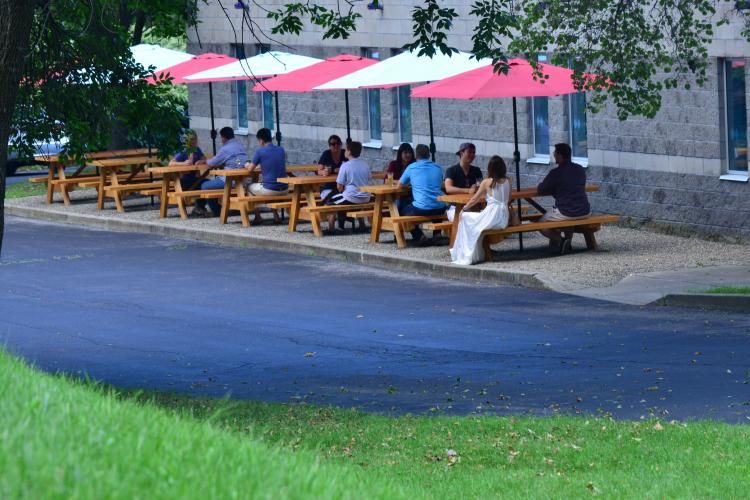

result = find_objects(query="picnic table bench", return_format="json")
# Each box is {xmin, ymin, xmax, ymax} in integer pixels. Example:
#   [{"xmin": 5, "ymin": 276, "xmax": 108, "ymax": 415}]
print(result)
[
  {"xmin": 34, "ymin": 148, "xmax": 155, "ymax": 205},
  {"xmin": 438, "ymin": 185, "xmax": 619, "ymax": 262}
]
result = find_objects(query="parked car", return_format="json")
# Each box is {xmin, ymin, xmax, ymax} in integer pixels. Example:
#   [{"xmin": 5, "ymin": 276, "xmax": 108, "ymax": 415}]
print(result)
[{"xmin": 6, "ymin": 133, "xmax": 68, "ymax": 176}]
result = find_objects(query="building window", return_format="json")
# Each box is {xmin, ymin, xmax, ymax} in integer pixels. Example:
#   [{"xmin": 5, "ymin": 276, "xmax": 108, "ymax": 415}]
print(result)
[
  {"xmin": 362, "ymin": 48, "xmax": 381, "ymax": 142},
  {"xmin": 723, "ymin": 58, "xmax": 748, "ymax": 173},
  {"xmin": 569, "ymin": 92, "xmax": 587, "ymax": 158},
  {"xmin": 397, "ymin": 85, "xmax": 412, "ymax": 144},
  {"xmin": 255, "ymin": 44, "xmax": 275, "ymax": 131},
  {"xmin": 532, "ymin": 54, "xmax": 549, "ymax": 158},
  {"xmin": 233, "ymin": 44, "xmax": 248, "ymax": 131}
]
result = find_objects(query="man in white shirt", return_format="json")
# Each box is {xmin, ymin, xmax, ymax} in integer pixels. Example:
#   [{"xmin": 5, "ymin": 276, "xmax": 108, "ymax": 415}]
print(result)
[{"xmin": 325, "ymin": 141, "xmax": 371, "ymax": 234}]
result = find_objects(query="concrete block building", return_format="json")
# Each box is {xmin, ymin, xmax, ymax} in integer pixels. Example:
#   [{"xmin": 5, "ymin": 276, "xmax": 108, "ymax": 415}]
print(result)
[{"xmin": 188, "ymin": 0, "xmax": 750, "ymax": 238}]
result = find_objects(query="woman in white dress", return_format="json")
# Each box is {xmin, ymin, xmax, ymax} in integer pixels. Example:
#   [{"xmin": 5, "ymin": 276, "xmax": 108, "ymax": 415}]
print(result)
[{"xmin": 450, "ymin": 156, "xmax": 511, "ymax": 265}]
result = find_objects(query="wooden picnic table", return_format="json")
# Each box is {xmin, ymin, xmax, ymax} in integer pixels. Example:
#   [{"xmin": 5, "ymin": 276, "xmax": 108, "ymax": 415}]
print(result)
[
  {"xmin": 206, "ymin": 165, "xmax": 320, "ymax": 223},
  {"xmin": 358, "ymin": 183, "xmax": 411, "ymax": 247},
  {"xmin": 91, "ymin": 155, "xmax": 165, "ymax": 212},
  {"xmin": 438, "ymin": 184, "xmax": 601, "ymax": 247},
  {"xmin": 35, "ymin": 148, "xmax": 156, "ymax": 205},
  {"xmin": 148, "ymin": 164, "xmax": 211, "ymax": 218},
  {"xmin": 280, "ymin": 172, "xmax": 387, "ymax": 237}
]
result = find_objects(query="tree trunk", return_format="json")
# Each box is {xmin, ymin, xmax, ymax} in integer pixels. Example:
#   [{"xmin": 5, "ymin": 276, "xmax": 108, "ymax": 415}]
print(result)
[{"xmin": 0, "ymin": 1, "xmax": 36, "ymax": 256}]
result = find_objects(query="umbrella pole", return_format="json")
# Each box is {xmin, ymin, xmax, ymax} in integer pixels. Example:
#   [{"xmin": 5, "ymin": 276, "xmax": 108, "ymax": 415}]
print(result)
[
  {"xmin": 512, "ymin": 97, "xmax": 523, "ymax": 252},
  {"xmin": 345, "ymin": 89, "xmax": 352, "ymax": 145},
  {"xmin": 274, "ymin": 91, "xmax": 282, "ymax": 145},
  {"xmin": 428, "ymin": 97, "xmax": 436, "ymax": 161},
  {"xmin": 209, "ymin": 82, "xmax": 217, "ymax": 155}
]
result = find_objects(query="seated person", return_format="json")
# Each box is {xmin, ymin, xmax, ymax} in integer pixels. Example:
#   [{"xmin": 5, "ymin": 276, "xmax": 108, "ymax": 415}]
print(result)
[
  {"xmin": 386, "ymin": 143, "xmax": 415, "ymax": 182},
  {"xmin": 444, "ymin": 142, "xmax": 483, "ymax": 221},
  {"xmin": 244, "ymin": 127, "xmax": 288, "ymax": 225},
  {"xmin": 397, "ymin": 144, "xmax": 446, "ymax": 246},
  {"xmin": 450, "ymin": 156, "xmax": 511, "ymax": 265},
  {"xmin": 170, "ymin": 129, "xmax": 206, "ymax": 190},
  {"xmin": 191, "ymin": 127, "xmax": 247, "ymax": 218},
  {"xmin": 317, "ymin": 134, "xmax": 345, "ymax": 202},
  {"xmin": 537, "ymin": 142, "xmax": 591, "ymax": 255},
  {"xmin": 325, "ymin": 141, "xmax": 371, "ymax": 233}
]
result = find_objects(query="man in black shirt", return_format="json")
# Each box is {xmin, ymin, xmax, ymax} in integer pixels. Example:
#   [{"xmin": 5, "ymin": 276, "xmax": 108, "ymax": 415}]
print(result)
[
  {"xmin": 444, "ymin": 142, "xmax": 483, "ymax": 221},
  {"xmin": 537, "ymin": 143, "xmax": 591, "ymax": 255}
]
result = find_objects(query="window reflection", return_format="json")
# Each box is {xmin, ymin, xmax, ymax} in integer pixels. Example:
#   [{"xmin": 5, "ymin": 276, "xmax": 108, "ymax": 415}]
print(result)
[{"xmin": 725, "ymin": 59, "xmax": 747, "ymax": 172}]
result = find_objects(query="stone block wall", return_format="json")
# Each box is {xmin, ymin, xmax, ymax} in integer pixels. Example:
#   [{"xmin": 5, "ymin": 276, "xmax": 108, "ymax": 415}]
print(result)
[{"xmin": 186, "ymin": 3, "xmax": 750, "ymax": 239}]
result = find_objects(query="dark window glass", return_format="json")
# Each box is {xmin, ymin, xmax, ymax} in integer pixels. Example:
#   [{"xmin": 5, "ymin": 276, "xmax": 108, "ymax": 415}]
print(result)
[
  {"xmin": 363, "ymin": 48, "xmax": 381, "ymax": 141},
  {"xmin": 725, "ymin": 59, "xmax": 748, "ymax": 172}
]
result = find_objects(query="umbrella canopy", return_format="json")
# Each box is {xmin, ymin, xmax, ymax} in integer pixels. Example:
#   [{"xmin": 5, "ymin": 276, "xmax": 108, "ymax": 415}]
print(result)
[
  {"xmin": 184, "ymin": 51, "xmax": 322, "ymax": 83},
  {"xmin": 182, "ymin": 51, "xmax": 322, "ymax": 146},
  {"xmin": 314, "ymin": 50, "xmax": 489, "ymax": 90},
  {"xmin": 313, "ymin": 50, "xmax": 490, "ymax": 160},
  {"xmin": 410, "ymin": 59, "xmax": 584, "ymax": 99},
  {"xmin": 411, "ymin": 58, "xmax": 593, "ymax": 252},
  {"xmin": 252, "ymin": 54, "xmax": 379, "ymax": 144},
  {"xmin": 253, "ymin": 54, "xmax": 377, "ymax": 92},
  {"xmin": 147, "ymin": 53, "xmax": 239, "ymax": 154},
  {"xmin": 146, "ymin": 53, "xmax": 237, "ymax": 84},
  {"xmin": 130, "ymin": 44, "xmax": 194, "ymax": 74}
]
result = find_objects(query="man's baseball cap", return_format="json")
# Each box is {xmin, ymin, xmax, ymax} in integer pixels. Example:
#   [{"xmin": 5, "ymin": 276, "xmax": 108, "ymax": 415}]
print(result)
[{"xmin": 456, "ymin": 142, "xmax": 476, "ymax": 155}]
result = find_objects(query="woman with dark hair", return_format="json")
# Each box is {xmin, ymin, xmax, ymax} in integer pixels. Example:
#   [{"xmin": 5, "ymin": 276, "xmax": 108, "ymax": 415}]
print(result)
[
  {"xmin": 450, "ymin": 155, "xmax": 512, "ymax": 265},
  {"xmin": 385, "ymin": 143, "xmax": 415, "ymax": 182},
  {"xmin": 317, "ymin": 134, "xmax": 345, "ymax": 201}
]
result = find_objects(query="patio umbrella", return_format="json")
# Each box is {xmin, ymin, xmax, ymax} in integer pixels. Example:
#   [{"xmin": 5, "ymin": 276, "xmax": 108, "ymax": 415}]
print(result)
[
  {"xmin": 185, "ymin": 51, "xmax": 322, "ymax": 146},
  {"xmin": 315, "ymin": 50, "xmax": 490, "ymax": 160},
  {"xmin": 147, "ymin": 53, "xmax": 238, "ymax": 154},
  {"xmin": 252, "ymin": 54, "xmax": 379, "ymax": 144},
  {"xmin": 130, "ymin": 44, "xmax": 194, "ymax": 74},
  {"xmin": 411, "ymin": 58, "xmax": 593, "ymax": 251}
]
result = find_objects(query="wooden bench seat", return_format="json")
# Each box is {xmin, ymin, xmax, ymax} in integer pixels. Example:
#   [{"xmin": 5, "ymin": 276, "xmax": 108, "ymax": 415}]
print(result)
[
  {"xmin": 225, "ymin": 193, "xmax": 292, "ymax": 227},
  {"xmin": 28, "ymin": 177, "xmax": 49, "ymax": 183},
  {"xmin": 479, "ymin": 214, "xmax": 620, "ymax": 262},
  {"xmin": 306, "ymin": 203, "xmax": 374, "ymax": 214}
]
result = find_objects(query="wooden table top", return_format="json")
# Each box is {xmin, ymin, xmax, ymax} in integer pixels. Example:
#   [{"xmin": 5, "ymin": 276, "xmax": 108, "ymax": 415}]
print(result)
[
  {"xmin": 40, "ymin": 148, "xmax": 157, "ymax": 164},
  {"xmin": 148, "ymin": 164, "xmax": 204, "ymax": 175},
  {"xmin": 92, "ymin": 156, "xmax": 163, "ymax": 168},
  {"xmin": 278, "ymin": 174, "xmax": 337, "ymax": 185},
  {"xmin": 438, "ymin": 184, "xmax": 600, "ymax": 204},
  {"xmin": 359, "ymin": 183, "xmax": 409, "ymax": 195}
]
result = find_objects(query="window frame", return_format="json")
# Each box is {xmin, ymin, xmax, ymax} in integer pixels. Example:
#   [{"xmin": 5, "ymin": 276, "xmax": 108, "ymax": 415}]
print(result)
[
  {"xmin": 233, "ymin": 44, "xmax": 249, "ymax": 134},
  {"xmin": 362, "ymin": 47, "xmax": 382, "ymax": 146},
  {"xmin": 254, "ymin": 44, "xmax": 275, "ymax": 133},
  {"xmin": 721, "ymin": 57, "xmax": 749, "ymax": 176}
]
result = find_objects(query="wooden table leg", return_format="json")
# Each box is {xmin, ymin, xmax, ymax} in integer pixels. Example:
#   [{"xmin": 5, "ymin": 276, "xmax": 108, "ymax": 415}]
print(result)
[
  {"xmin": 306, "ymin": 186, "xmax": 323, "ymax": 237},
  {"xmin": 159, "ymin": 174, "xmax": 171, "ymax": 218},
  {"xmin": 369, "ymin": 194, "xmax": 385, "ymax": 243},
  {"xmin": 45, "ymin": 165, "xmax": 56, "ymax": 204},
  {"xmin": 97, "ymin": 168, "xmax": 107, "ymax": 210},
  {"xmin": 57, "ymin": 164, "xmax": 72, "ymax": 205},
  {"xmin": 449, "ymin": 202, "xmax": 466, "ymax": 248},
  {"xmin": 288, "ymin": 186, "xmax": 302, "ymax": 232},
  {"xmin": 389, "ymin": 194, "xmax": 407, "ymax": 249},
  {"xmin": 219, "ymin": 177, "xmax": 232, "ymax": 224}
]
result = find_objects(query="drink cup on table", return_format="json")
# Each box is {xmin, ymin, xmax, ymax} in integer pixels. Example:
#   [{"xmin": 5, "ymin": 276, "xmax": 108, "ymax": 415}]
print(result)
[{"xmin": 387, "ymin": 171, "xmax": 395, "ymax": 185}]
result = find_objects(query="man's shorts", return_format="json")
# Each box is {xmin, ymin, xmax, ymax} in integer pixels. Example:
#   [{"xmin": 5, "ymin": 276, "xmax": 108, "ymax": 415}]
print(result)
[
  {"xmin": 540, "ymin": 207, "xmax": 591, "ymax": 222},
  {"xmin": 246, "ymin": 182, "xmax": 288, "ymax": 196}
]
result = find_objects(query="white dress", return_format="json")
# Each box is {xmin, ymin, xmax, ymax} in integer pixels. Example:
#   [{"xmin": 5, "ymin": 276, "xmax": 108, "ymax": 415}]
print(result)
[{"xmin": 450, "ymin": 181, "xmax": 510, "ymax": 265}]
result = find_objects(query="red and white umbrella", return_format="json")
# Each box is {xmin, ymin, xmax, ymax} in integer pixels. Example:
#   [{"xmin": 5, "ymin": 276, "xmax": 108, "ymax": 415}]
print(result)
[{"xmin": 253, "ymin": 54, "xmax": 379, "ymax": 143}]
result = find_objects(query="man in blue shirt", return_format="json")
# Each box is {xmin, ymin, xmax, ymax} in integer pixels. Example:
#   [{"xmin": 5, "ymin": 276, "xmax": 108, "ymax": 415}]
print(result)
[
  {"xmin": 244, "ymin": 127, "xmax": 287, "ymax": 225},
  {"xmin": 191, "ymin": 127, "xmax": 248, "ymax": 217},
  {"xmin": 398, "ymin": 144, "xmax": 446, "ymax": 246}
]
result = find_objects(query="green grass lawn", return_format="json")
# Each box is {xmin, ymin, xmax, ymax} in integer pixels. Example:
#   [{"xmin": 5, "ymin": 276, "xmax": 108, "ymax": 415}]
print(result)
[
  {"xmin": 3, "ymin": 350, "xmax": 750, "ymax": 498},
  {"xmin": 5, "ymin": 180, "xmax": 47, "ymax": 199},
  {"xmin": 699, "ymin": 286, "xmax": 750, "ymax": 295}
]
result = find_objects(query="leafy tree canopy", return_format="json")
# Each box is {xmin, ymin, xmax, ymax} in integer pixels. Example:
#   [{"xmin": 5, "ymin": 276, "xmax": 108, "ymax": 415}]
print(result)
[
  {"xmin": 262, "ymin": 0, "xmax": 750, "ymax": 120},
  {"xmin": 11, "ymin": 0, "xmax": 203, "ymax": 163}
]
